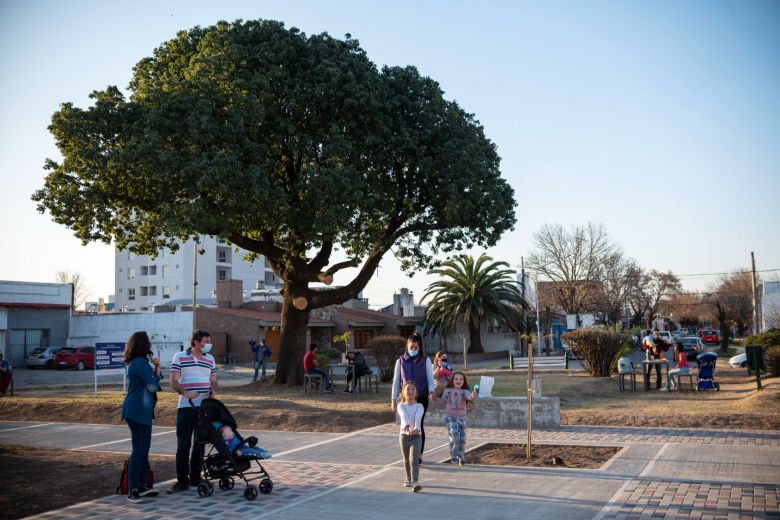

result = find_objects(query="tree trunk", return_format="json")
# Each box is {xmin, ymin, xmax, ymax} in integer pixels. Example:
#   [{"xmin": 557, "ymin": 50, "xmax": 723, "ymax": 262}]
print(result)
[
  {"xmin": 468, "ymin": 321, "xmax": 484, "ymax": 353},
  {"xmin": 716, "ymin": 302, "xmax": 729, "ymax": 354},
  {"xmin": 274, "ymin": 283, "xmax": 311, "ymax": 386}
]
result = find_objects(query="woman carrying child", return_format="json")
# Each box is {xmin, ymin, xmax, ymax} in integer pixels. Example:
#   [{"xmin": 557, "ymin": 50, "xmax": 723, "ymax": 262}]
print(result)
[
  {"xmin": 397, "ymin": 381, "xmax": 424, "ymax": 492},
  {"xmin": 432, "ymin": 351, "xmax": 453, "ymax": 397},
  {"xmin": 438, "ymin": 371, "xmax": 477, "ymax": 465},
  {"xmin": 664, "ymin": 341, "xmax": 690, "ymax": 391}
]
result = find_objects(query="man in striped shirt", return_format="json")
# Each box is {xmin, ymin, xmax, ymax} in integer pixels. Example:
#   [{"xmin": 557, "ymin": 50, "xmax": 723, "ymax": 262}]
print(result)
[{"xmin": 167, "ymin": 329, "xmax": 218, "ymax": 494}]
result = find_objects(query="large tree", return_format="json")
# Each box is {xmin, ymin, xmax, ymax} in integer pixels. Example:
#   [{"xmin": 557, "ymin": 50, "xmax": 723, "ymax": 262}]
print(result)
[
  {"xmin": 32, "ymin": 20, "xmax": 516, "ymax": 384},
  {"xmin": 526, "ymin": 222, "xmax": 615, "ymax": 314},
  {"xmin": 422, "ymin": 254, "xmax": 527, "ymax": 353},
  {"xmin": 628, "ymin": 269, "xmax": 681, "ymax": 327}
]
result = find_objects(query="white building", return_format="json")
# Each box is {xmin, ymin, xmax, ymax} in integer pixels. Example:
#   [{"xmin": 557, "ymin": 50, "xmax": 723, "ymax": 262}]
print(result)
[{"xmin": 114, "ymin": 237, "xmax": 280, "ymax": 312}]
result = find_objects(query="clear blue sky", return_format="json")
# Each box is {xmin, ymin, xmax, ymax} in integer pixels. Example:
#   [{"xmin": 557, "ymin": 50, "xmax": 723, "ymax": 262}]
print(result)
[{"xmin": 1, "ymin": 0, "xmax": 778, "ymax": 306}]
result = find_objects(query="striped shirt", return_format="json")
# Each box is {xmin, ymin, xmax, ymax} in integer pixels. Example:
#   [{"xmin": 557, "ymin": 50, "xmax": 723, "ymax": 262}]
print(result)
[{"xmin": 170, "ymin": 351, "xmax": 216, "ymax": 408}]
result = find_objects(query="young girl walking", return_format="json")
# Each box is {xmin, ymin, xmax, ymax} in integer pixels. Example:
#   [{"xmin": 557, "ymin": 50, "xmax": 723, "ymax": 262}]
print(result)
[
  {"xmin": 397, "ymin": 381, "xmax": 424, "ymax": 492},
  {"xmin": 439, "ymin": 371, "xmax": 477, "ymax": 465}
]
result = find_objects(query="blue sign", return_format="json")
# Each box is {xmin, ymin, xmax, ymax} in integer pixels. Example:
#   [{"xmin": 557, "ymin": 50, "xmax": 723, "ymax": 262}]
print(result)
[{"xmin": 95, "ymin": 342, "xmax": 125, "ymax": 370}]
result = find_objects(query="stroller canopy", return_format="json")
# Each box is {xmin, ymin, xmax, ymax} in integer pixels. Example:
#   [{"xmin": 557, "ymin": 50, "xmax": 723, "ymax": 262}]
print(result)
[
  {"xmin": 197, "ymin": 397, "xmax": 238, "ymax": 443},
  {"xmin": 696, "ymin": 352, "xmax": 718, "ymax": 363}
]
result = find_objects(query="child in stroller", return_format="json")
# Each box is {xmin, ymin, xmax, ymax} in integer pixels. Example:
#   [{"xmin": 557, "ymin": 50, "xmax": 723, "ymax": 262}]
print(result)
[
  {"xmin": 195, "ymin": 397, "xmax": 274, "ymax": 500},
  {"xmin": 696, "ymin": 352, "xmax": 720, "ymax": 391}
]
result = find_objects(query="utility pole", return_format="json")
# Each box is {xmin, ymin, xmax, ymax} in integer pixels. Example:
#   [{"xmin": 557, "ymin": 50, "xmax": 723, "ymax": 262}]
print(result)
[
  {"xmin": 192, "ymin": 237, "xmax": 199, "ymax": 332},
  {"xmin": 521, "ymin": 257, "xmax": 527, "ymax": 357},
  {"xmin": 751, "ymin": 251, "xmax": 759, "ymax": 335}
]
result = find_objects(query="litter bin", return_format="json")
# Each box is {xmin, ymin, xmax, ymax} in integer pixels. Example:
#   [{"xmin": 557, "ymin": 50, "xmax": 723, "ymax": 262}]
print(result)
[{"xmin": 745, "ymin": 345, "xmax": 765, "ymax": 389}]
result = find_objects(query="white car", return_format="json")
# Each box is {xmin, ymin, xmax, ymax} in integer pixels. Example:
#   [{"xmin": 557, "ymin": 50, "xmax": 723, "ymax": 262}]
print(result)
[
  {"xmin": 728, "ymin": 353, "xmax": 747, "ymax": 368},
  {"xmin": 659, "ymin": 331, "xmax": 673, "ymax": 344},
  {"xmin": 26, "ymin": 346, "xmax": 62, "ymax": 369}
]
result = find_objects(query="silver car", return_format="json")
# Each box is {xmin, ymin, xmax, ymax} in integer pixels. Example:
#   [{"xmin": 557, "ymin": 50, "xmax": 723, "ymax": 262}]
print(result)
[{"xmin": 26, "ymin": 347, "xmax": 62, "ymax": 369}]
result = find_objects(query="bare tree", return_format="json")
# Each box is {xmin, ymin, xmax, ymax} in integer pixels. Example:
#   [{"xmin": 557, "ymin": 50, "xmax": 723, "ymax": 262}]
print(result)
[
  {"xmin": 595, "ymin": 252, "xmax": 641, "ymax": 326},
  {"xmin": 661, "ymin": 291, "xmax": 705, "ymax": 330},
  {"xmin": 55, "ymin": 270, "xmax": 89, "ymax": 310},
  {"xmin": 714, "ymin": 270, "xmax": 754, "ymax": 336},
  {"xmin": 526, "ymin": 223, "xmax": 615, "ymax": 314},
  {"xmin": 628, "ymin": 269, "xmax": 681, "ymax": 327}
]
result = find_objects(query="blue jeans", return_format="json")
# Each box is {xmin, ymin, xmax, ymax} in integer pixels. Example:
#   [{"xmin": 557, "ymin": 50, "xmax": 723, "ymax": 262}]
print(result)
[
  {"xmin": 175, "ymin": 407, "xmax": 203, "ymax": 484},
  {"xmin": 445, "ymin": 416, "xmax": 467, "ymax": 462},
  {"xmin": 126, "ymin": 418, "xmax": 152, "ymax": 492},
  {"xmin": 668, "ymin": 367, "xmax": 689, "ymax": 387},
  {"xmin": 307, "ymin": 368, "xmax": 331, "ymax": 390},
  {"xmin": 253, "ymin": 358, "xmax": 267, "ymax": 381}
]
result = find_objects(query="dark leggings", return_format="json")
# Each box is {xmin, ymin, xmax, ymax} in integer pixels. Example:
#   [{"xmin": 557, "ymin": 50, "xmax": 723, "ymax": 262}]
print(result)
[{"xmin": 418, "ymin": 393, "xmax": 429, "ymax": 454}]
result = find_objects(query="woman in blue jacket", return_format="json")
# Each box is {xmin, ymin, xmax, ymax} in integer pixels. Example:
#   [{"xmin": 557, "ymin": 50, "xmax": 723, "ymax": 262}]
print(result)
[{"xmin": 121, "ymin": 331, "xmax": 162, "ymax": 503}]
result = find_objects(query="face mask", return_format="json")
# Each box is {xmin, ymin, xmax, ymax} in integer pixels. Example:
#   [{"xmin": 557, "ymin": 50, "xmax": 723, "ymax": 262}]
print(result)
[
  {"xmin": 202, "ymin": 343, "xmax": 213, "ymax": 353},
  {"xmin": 408, "ymin": 349, "xmax": 419, "ymax": 357}
]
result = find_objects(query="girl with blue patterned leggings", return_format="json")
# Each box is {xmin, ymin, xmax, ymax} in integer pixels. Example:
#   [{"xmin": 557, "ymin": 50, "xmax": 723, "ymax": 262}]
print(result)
[{"xmin": 438, "ymin": 372, "xmax": 477, "ymax": 465}]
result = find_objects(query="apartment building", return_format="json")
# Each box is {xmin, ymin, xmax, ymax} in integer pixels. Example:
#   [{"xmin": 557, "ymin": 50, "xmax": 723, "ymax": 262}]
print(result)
[{"xmin": 114, "ymin": 237, "xmax": 280, "ymax": 311}]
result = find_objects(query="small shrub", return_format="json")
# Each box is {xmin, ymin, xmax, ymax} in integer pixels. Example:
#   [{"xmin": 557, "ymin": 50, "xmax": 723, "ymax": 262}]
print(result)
[
  {"xmin": 766, "ymin": 346, "xmax": 780, "ymax": 377},
  {"xmin": 562, "ymin": 328, "xmax": 629, "ymax": 377},
  {"xmin": 745, "ymin": 330, "xmax": 780, "ymax": 348},
  {"xmin": 365, "ymin": 335, "xmax": 405, "ymax": 382},
  {"xmin": 318, "ymin": 347, "xmax": 341, "ymax": 359},
  {"xmin": 315, "ymin": 351, "xmax": 331, "ymax": 370}
]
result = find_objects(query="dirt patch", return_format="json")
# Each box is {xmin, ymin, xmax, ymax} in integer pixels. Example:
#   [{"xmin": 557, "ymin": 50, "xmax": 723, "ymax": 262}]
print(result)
[
  {"xmin": 468, "ymin": 443, "xmax": 620, "ymax": 468},
  {"xmin": 0, "ymin": 445, "xmax": 177, "ymax": 520}
]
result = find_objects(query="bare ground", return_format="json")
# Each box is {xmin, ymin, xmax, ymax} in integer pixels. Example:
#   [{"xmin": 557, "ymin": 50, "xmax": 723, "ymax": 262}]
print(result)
[{"xmin": 468, "ymin": 443, "xmax": 621, "ymax": 468}]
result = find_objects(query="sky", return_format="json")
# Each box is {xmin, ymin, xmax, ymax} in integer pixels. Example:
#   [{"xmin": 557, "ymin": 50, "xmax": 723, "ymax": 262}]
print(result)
[{"xmin": 1, "ymin": 0, "xmax": 779, "ymax": 308}]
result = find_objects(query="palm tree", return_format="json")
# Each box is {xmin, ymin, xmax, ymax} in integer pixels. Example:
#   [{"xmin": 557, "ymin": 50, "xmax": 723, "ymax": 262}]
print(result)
[{"xmin": 422, "ymin": 254, "xmax": 528, "ymax": 353}]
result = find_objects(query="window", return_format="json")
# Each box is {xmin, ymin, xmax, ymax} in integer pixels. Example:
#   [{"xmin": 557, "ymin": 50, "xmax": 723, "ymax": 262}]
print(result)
[
  {"xmin": 118, "ymin": 268, "xmax": 122, "ymax": 272},
  {"xmin": 140, "ymin": 266, "xmax": 148, "ymax": 276},
  {"xmin": 128, "ymin": 251, "xmax": 136, "ymax": 260},
  {"xmin": 162, "ymin": 265, "xmax": 172, "ymax": 278},
  {"xmin": 127, "ymin": 268, "xmax": 135, "ymax": 280},
  {"xmin": 163, "ymin": 286, "xmax": 171, "ymax": 299},
  {"xmin": 140, "ymin": 286, "xmax": 148, "ymax": 297},
  {"xmin": 149, "ymin": 265, "xmax": 157, "ymax": 276},
  {"xmin": 119, "ymin": 288, "xmax": 123, "ymax": 293},
  {"xmin": 128, "ymin": 288, "xmax": 136, "ymax": 300},
  {"xmin": 218, "ymin": 250, "xmax": 227, "ymax": 263},
  {"xmin": 218, "ymin": 269, "xmax": 227, "ymax": 281},
  {"xmin": 149, "ymin": 286, "xmax": 157, "ymax": 296}
]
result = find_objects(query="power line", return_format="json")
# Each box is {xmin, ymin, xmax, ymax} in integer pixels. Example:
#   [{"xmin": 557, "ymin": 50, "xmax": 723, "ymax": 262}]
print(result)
[{"xmin": 676, "ymin": 268, "xmax": 780, "ymax": 278}]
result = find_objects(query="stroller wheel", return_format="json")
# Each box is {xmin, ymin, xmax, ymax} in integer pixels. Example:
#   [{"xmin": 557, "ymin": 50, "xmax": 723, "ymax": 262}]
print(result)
[
  {"xmin": 244, "ymin": 485, "xmax": 259, "ymax": 501},
  {"xmin": 197, "ymin": 481, "xmax": 213, "ymax": 497},
  {"xmin": 259, "ymin": 478, "xmax": 273, "ymax": 495},
  {"xmin": 219, "ymin": 477, "xmax": 235, "ymax": 491}
]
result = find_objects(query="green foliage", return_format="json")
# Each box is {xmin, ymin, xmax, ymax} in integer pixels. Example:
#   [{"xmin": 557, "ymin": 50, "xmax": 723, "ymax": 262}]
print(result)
[
  {"xmin": 365, "ymin": 335, "xmax": 405, "ymax": 382},
  {"xmin": 318, "ymin": 347, "xmax": 341, "ymax": 359},
  {"xmin": 745, "ymin": 330, "xmax": 780, "ymax": 349},
  {"xmin": 422, "ymin": 254, "xmax": 528, "ymax": 352},
  {"xmin": 315, "ymin": 352, "xmax": 331, "ymax": 370},
  {"xmin": 32, "ymin": 19, "xmax": 515, "ymax": 277},
  {"xmin": 562, "ymin": 328, "xmax": 629, "ymax": 377}
]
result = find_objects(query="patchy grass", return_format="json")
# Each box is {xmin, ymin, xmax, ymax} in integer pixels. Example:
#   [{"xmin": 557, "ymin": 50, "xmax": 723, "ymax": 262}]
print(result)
[{"xmin": 2, "ymin": 365, "xmax": 778, "ymax": 431}]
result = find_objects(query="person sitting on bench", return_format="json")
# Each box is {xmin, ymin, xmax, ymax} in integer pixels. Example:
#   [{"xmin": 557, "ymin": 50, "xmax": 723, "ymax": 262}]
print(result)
[{"xmin": 664, "ymin": 342, "xmax": 689, "ymax": 391}]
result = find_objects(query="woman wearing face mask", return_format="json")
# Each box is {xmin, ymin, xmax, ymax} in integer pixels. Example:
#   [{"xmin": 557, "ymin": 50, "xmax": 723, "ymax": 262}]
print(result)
[
  {"xmin": 167, "ymin": 329, "xmax": 219, "ymax": 494},
  {"xmin": 391, "ymin": 332, "xmax": 436, "ymax": 464}
]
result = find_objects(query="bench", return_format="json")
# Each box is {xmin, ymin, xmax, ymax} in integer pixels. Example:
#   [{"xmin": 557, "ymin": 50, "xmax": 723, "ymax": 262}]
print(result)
[
  {"xmin": 617, "ymin": 370, "xmax": 637, "ymax": 391},
  {"xmin": 303, "ymin": 373, "xmax": 323, "ymax": 394},
  {"xmin": 356, "ymin": 373, "xmax": 379, "ymax": 394},
  {"xmin": 673, "ymin": 372, "xmax": 696, "ymax": 391}
]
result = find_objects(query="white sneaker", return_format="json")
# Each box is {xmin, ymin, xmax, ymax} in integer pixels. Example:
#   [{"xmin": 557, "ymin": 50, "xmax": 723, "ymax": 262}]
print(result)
[
  {"xmin": 403, "ymin": 481, "xmax": 412, "ymax": 487},
  {"xmin": 659, "ymin": 386, "xmax": 669, "ymax": 392}
]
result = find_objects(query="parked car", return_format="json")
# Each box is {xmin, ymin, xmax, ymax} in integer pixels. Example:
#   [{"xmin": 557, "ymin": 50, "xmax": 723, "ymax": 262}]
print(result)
[
  {"xmin": 700, "ymin": 330, "xmax": 720, "ymax": 345},
  {"xmin": 26, "ymin": 347, "xmax": 62, "ymax": 369},
  {"xmin": 728, "ymin": 353, "xmax": 747, "ymax": 368},
  {"xmin": 55, "ymin": 346, "xmax": 96, "ymax": 370},
  {"xmin": 671, "ymin": 331, "xmax": 682, "ymax": 341},
  {"xmin": 659, "ymin": 331, "xmax": 673, "ymax": 344},
  {"xmin": 678, "ymin": 337, "xmax": 705, "ymax": 361}
]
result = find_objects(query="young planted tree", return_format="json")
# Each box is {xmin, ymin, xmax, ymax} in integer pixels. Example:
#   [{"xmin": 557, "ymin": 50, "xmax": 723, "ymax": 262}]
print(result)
[
  {"xmin": 31, "ymin": 20, "xmax": 516, "ymax": 385},
  {"xmin": 422, "ymin": 254, "xmax": 528, "ymax": 353}
]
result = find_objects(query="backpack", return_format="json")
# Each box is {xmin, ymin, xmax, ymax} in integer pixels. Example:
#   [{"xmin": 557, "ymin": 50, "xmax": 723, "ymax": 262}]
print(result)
[
  {"xmin": 263, "ymin": 345, "xmax": 272, "ymax": 358},
  {"xmin": 116, "ymin": 459, "xmax": 154, "ymax": 495}
]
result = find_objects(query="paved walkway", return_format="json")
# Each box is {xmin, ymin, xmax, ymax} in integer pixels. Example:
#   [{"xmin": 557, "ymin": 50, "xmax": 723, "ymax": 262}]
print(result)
[{"xmin": 1, "ymin": 421, "xmax": 778, "ymax": 519}]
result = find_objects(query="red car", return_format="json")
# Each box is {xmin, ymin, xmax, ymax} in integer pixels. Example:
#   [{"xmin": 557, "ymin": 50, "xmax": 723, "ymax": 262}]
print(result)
[
  {"xmin": 700, "ymin": 330, "xmax": 719, "ymax": 345},
  {"xmin": 55, "ymin": 346, "xmax": 96, "ymax": 370}
]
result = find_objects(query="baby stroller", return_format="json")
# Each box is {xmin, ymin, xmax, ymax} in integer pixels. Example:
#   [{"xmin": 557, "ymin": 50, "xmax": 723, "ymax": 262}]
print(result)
[
  {"xmin": 194, "ymin": 397, "xmax": 273, "ymax": 500},
  {"xmin": 696, "ymin": 352, "xmax": 720, "ymax": 391}
]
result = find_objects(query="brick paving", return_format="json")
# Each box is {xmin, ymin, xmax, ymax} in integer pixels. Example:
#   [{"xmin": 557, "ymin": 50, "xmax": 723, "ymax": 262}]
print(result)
[
  {"xmin": 599, "ymin": 480, "xmax": 780, "ymax": 519},
  {"xmin": 9, "ymin": 422, "xmax": 780, "ymax": 519}
]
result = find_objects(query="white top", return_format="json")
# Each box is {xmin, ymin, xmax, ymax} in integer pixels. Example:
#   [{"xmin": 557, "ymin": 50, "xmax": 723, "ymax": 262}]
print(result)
[
  {"xmin": 397, "ymin": 402, "xmax": 424, "ymax": 435},
  {"xmin": 390, "ymin": 357, "xmax": 435, "ymax": 402},
  {"xmin": 170, "ymin": 351, "xmax": 216, "ymax": 408}
]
